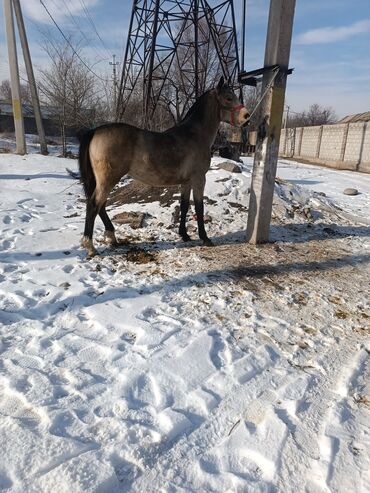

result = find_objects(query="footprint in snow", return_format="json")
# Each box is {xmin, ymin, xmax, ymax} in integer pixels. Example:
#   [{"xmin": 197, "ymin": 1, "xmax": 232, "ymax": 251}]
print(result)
[
  {"xmin": 2, "ymin": 215, "xmax": 13, "ymax": 225},
  {"xmin": 208, "ymin": 329, "xmax": 232, "ymax": 370},
  {"xmin": 120, "ymin": 372, "xmax": 172, "ymax": 412},
  {"xmin": 0, "ymin": 239, "xmax": 14, "ymax": 251},
  {"xmin": 0, "ymin": 387, "xmax": 48, "ymax": 429},
  {"xmin": 17, "ymin": 198, "xmax": 33, "ymax": 207}
]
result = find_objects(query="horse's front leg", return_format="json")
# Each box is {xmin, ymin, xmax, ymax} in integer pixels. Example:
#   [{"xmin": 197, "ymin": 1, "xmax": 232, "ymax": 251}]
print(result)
[
  {"xmin": 193, "ymin": 176, "xmax": 213, "ymax": 247},
  {"xmin": 179, "ymin": 184, "xmax": 191, "ymax": 242},
  {"xmin": 99, "ymin": 201, "xmax": 118, "ymax": 246}
]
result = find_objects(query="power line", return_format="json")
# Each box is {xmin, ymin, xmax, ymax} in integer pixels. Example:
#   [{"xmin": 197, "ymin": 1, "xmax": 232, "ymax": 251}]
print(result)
[
  {"xmin": 62, "ymin": 0, "xmax": 111, "ymax": 61},
  {"xmin": 78, "ymin": 0, "xmax": 111, "ymax": 58},
  {"xmin": 39, "ymin": 0, "xmax": 108, "ymax": 82}
]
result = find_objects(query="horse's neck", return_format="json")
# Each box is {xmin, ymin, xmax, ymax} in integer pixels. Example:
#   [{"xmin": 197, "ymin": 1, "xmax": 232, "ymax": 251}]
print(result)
[{"xmin": 183, "ymin": 91, "xmax": 221, "ymax": 146}]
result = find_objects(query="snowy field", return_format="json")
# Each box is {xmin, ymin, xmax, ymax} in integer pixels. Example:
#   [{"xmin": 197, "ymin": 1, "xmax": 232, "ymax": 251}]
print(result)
[{"xmin": 0, "ymin": 149, "xmax": 369, "ymax": 493}]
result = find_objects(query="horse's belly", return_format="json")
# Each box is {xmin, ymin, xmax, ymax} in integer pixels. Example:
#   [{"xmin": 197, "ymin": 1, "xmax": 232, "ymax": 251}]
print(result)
[{"xmin": 129, "ymin": 157, "xmax": 190, "ymax": 187}]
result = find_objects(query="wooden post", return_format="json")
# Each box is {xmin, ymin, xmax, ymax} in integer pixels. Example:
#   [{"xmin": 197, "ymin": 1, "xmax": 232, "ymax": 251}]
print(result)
[
  {"xmin": 3, "ymin": 0, "xmax": 26, "ymax": 154},
  {"xmin": 246, "ymin": 0, "xmax": 296, "ymax": 244},
  {"xmin": 12, "ymin": 0, "xmax": 48, "ymax": 155}
]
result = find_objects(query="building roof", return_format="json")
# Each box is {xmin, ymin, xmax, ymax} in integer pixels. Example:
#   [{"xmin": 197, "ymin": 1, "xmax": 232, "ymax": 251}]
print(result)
[
  {"xmin": 0, "ymin": 100, "xmax": 95, "ymax": 120},
  {"xmin": 0, "ymin": 100, "xmax": 55, "ymax": 119},
  {"xmin": 338, "ymin": 111, "xmax": 370, "ymax": 124}
]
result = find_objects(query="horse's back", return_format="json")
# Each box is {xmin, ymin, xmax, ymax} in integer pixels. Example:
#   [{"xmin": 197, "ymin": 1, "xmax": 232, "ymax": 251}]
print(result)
[{"xmin": 90, "ymin": 123, "xmax": 140, "ymax": 160}]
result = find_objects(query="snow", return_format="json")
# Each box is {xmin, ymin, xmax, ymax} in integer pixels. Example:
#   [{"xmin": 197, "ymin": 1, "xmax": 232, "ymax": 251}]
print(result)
[{"xmin": 0, "ymin": 149, "xmax": 369, "ymax": 493}]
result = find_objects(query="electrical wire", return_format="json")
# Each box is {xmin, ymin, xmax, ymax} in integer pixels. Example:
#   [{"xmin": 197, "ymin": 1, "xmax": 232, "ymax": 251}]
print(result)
[
  {"xmin": 39, "ymin": 0, "xmax": 108, "ymax": 82},
  {"xmin": 62, "ymin": 0, "xmax": 111, "ymax": 61},
  {"xmin": 78, "ymin": 0, "xmax": 111, "ymax": 58}
]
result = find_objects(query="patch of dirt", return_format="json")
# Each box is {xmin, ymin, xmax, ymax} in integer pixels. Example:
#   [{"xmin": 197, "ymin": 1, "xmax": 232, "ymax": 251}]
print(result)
[
  {"xmin": 125, "ymin": 249, "xmax": 158, "ymax": 264},
  {"xmin": 112, "ymin": 211, "xmax": 148, "ymax": 229}
]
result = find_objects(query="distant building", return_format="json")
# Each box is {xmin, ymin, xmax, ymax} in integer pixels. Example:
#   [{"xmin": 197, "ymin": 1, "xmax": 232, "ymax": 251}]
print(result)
[
  {"xmin": 338, "ymin": 111, "xmax": 370, "ymax": 124},
  {"xmin": 0, "ymin": 100, "xmax": 94, "ymax": 136},
  {"xmin": 0, "ymin": 99, "xmax": 61, "ymax": 135}
]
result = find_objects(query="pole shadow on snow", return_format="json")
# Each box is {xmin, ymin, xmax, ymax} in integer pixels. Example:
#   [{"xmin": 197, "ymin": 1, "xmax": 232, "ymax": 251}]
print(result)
[{"xmin": 105, "ymin": 222, "xmax": 370, "ymax": 252}]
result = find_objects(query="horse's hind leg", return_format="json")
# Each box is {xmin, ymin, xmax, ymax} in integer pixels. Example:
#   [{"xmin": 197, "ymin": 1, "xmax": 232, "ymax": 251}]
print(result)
[
  {"xmin": 82, "ymin": 185, "xmax": 114, "ymax": 256},
  {"xmin": 99, "ymin": 202, "xmax": 117, "ymax": 245},
  {"xmin": 179, "ymin": 184, "xmax": 191, "ymax": 242},
  {"xmin": 193, "ymin": 176, "xmax": 212, "ymax": 246},
  {"xmin": 82, "ymin": 198, "xmax": 99, "ymax": 257}
]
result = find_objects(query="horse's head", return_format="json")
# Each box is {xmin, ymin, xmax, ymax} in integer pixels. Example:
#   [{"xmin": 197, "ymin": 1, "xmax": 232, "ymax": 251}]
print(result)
[{"xmin": 216, "ymin": 77, "xmax": 250, "ymax": 127}]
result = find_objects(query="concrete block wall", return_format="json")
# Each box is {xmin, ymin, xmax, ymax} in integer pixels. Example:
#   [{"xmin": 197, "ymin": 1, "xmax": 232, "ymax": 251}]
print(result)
[
  {"xmin": 281, "ymin": 128, "xmax": 298, "ymax": 156},
  {"xmin": 299, "ymin": 126, "xmax": 321, "ymax": 159},
  {"xmin": 294, "ymin": 128, "xmax": 303, "ymax": 155},
  {"xmin": 278, "ymin": 121, "xmax": 370, "ymax": 172},
  {"xmin": 344, "ymin": 123, "xmax": 363, "ymax": 163},
  {"xmin": 319, "ymin": 124, "xmax": 346, "ymax": 161},
  {"xmin": 359, "ymin": 123, "xmax": 370, "ymax": 172},
  {"xmin": 279, "ymin": 128, "xmax": 286, "ymax": 154}
]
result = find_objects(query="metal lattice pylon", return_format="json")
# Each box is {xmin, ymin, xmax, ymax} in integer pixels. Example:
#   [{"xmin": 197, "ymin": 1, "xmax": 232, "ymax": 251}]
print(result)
[{"xmin": 117, "ymin": 0, "xmax": 241, "ymax": 128}]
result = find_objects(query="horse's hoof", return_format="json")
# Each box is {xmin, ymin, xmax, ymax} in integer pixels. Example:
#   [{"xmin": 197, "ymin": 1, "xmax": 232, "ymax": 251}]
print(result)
[
  {"xmin": 81, "ymin": 236, "xmax": 98, "ymax": 257},
  {"xmin": 104, "ymin": 231, "xmax": 118, "ymax": 246},
  {"xmin": 202, "ymin": 238, "xmax": 214, "ymax": 247},
  {"xmin": 181, "ymin": 234, "xmax": 191, "ymax": 242},
  {"xmin": 87, "ymin": 249, "xmax": 98, "ymax": 259}
]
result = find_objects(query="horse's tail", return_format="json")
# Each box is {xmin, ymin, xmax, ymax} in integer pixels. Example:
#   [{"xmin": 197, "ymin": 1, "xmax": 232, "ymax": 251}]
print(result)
[{"xmin": 78, "ymin": 129, "xmax": 96, "ymax": 202}]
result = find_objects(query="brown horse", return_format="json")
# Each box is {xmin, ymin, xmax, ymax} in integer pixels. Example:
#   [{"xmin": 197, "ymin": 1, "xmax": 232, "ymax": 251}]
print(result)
[{"xmin": 78, "ymin": 77, "xmax": 250, "ymax": 256}]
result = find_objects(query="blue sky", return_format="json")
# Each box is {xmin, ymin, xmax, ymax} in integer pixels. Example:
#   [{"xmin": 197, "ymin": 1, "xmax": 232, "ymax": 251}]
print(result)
[{"xmin": 0, "ymin": 0, "xmax": 369, "ymax": 118}]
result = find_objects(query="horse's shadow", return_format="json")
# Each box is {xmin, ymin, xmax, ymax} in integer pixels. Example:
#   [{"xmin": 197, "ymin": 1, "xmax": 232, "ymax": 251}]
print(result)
[
  {"xmin": 1, "ymin": 223, "xmax": 368, "ymax": 265},
  {"xmin": 102, "ymin": 222, "xmax": 370, "ymax": 256}
]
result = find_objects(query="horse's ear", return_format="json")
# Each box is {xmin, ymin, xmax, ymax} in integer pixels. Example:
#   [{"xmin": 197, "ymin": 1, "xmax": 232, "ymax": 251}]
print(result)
[{"xmin": 217, "ymin": 76, "xmax": 224, "ymax": 91}]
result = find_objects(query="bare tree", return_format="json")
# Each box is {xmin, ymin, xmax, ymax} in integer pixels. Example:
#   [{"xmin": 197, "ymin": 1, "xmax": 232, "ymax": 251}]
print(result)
[
  {"xmin": 0, "ymin": 78, "xmax": 31, "ymax": 104},
  {"xmin": 288, "ymin": 103, "xmax": 337, "ymax": 128},
  {"xmin": 38, "ymin": 38, "xmax": 101, "ymax": 155},
  {"xmin": 0, "ymin": 79, "xmax": 12, "ymax": 100}
]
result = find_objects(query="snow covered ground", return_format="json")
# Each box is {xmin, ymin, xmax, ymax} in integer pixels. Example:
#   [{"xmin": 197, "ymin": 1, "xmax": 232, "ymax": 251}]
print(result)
[{"xmin": 0, "ymin": 150, "xmax": 369, "ymax": 493}]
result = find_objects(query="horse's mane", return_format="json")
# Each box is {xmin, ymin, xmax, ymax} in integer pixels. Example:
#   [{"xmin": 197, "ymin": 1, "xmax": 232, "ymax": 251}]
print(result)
[{"xmin": 179, "ymin": 90, "xmax": 213, "ymax": 124}]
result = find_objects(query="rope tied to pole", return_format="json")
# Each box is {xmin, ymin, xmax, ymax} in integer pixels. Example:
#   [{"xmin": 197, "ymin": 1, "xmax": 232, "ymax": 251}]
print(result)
[{"xmin": 247, "ymin": 66, "xmax": 280, "ymax": 122}]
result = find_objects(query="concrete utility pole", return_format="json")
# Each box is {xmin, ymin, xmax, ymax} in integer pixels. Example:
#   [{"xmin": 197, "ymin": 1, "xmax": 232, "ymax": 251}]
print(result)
[
  {"xmin": 3, "ymin": 0, "xmax": 26, "ymax": 154},
  {"xmin": 109, "ymin": 54, "xmax": 119, "ymax": 118},
  {"xmin": 12, "ymin": 0, "xmax": 48, "ymax": 155},
  {"xmin": 246, "ymin": 0, "xmax": 296, "ymax": 243}
]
